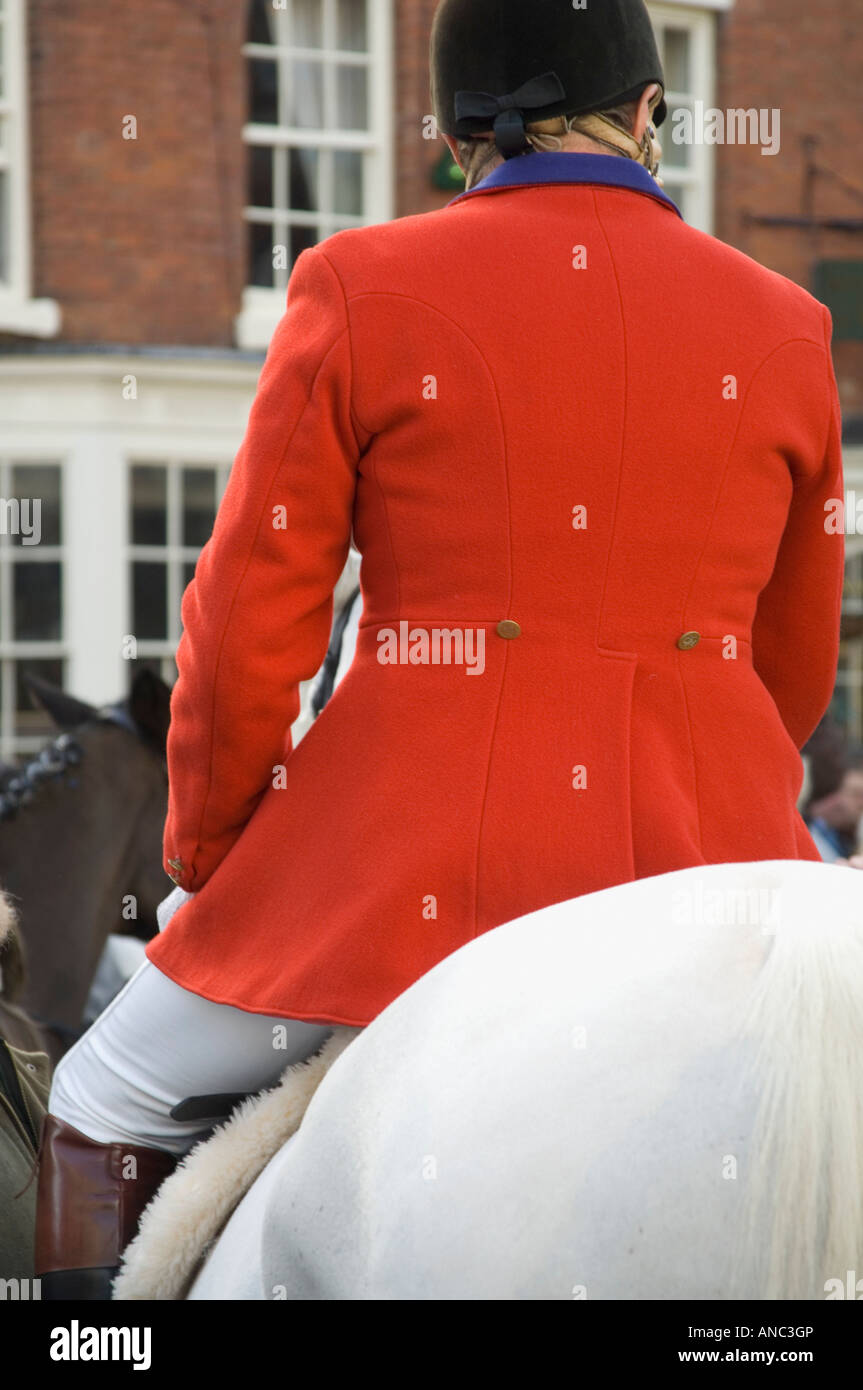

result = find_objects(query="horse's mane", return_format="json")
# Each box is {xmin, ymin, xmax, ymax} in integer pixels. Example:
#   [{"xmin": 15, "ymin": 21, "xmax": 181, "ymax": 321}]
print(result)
[
  {"xmin": 0, "ymin": 727, "xmax": 89, "ymax": 819},
  {"xmin": 0, "ymin": 697, "xmax": 146, "ymax": 820}
]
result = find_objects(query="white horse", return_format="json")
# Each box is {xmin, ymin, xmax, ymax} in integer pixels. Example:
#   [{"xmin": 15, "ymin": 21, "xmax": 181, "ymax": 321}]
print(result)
[{"xmin": 115, "ymin": 855, "xmax": 863, "ymax": 1301}]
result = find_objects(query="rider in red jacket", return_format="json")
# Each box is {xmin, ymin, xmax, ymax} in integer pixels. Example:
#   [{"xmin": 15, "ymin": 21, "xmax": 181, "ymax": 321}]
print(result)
[{"xmin": 35, "ymin": 0, "xmax": 843, "ymax": 1298}]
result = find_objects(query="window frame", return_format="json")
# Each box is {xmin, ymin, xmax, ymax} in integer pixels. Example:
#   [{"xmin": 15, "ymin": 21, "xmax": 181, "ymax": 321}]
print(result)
[
  {"xmin": 0, "ymin": 0, "xmax": 60, "ymax": 336},
  {"xmin": 126, "ymin": 457, "xmax": 233, "ymax": 685},
  {"xmin": 647, "ymin": 3, "xmax": 719, "ymax": 235},
  {"xmin": 0, "ymin": 454, "xmax": 68, "ymax": 759}
]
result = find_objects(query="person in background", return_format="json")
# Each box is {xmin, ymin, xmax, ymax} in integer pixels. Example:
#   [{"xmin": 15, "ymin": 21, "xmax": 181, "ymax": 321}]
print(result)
[{"xmin": 804, "ymin": 757, "xmax": 863, "ymax": 863}]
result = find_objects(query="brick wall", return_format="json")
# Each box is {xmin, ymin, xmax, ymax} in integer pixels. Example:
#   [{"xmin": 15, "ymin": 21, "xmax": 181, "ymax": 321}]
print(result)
[
  {"xmin": 716, "ymin": 0, "xmax": 863, "ymax": 415},
  {"xmin": 395, "ymin": 0, "xmax": 452, "ymax": 219},
  {"xmin": 24, "ymin": 0, "xmax": 455, "ymax": 348},
  {"xmin": 28, "ymin": 0, "xmax": 246, "ymax": 346},
  {"xmin": 21, "ymin": 0, "xmax": 863, "ymax": 412}
]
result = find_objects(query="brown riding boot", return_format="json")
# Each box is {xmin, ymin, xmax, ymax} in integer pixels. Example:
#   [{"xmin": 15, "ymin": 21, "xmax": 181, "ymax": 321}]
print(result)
[{"xmin": 35, "ymin": 1114, "xmax": 176, "ymax": 1300}]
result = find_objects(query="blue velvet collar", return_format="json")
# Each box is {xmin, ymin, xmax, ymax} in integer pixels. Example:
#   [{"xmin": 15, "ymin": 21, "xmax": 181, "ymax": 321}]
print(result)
[{"xmin": 448, "ymin": 151, "xmax": 682, "ymax": 218}]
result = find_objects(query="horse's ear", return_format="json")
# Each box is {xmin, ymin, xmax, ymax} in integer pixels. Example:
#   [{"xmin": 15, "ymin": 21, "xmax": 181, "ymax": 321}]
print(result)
[
  {"xmin": 128, "ymin": 668, "xmax": 172, "ymax": 756},
  {"xmin": 24, "ymin": 673, "xmax": 98, "ymax": 729}
]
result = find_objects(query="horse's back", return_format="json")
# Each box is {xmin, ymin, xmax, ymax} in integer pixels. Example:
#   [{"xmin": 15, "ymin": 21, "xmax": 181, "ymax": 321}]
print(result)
[{"xmin": 189, "ymin": 859, "xmax": 863, "ymax": 1300}]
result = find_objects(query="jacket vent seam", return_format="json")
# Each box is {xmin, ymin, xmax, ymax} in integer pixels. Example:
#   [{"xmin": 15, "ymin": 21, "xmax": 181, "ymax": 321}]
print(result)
[{"xmin": 324, "ymin": 284, "xmax": 513, "ymax": 935}]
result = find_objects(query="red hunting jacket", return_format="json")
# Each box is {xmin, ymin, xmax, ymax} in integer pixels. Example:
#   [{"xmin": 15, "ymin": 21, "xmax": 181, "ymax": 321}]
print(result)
[{"xmin": 148, "ymin": 153, "xmax": 845, "ymax": 1026}]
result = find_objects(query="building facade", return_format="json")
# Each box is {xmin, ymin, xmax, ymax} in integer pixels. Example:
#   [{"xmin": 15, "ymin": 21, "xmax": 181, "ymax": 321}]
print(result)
[{"xmin": 0, "ymin": 0, "xmax": 861, "ymax": 758}]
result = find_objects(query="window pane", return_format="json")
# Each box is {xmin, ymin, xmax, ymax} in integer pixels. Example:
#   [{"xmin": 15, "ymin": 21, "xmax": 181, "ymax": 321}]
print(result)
[
  {"xmin": 248, "ymin": 144, "xmax": 273, "ymax": 208},
  {"xmin": 663, "ymin": 105, "xmax": 692, "ymax": 169},
  {"xmin": 289, "ymin": 60, "xmax": 323, "ymax": 127},
  {"xmin": 130, "ymin": 465, "xmax": 167, "ymax": 545},
  {"xmin": 10, "ymin": 464, "xmax": 61, "ymax": 546},
  {"xmin": 13, "ymin": 562, "xmax": 62, "ymax": 640},
  {"xmin": 182, "ymin": 468, "xmax": 216, "ymax": 547},
  {"xmin": 334, "ymin": 150, "xmax": 363, "ymax": 215},
  {"xmin": 812, "ymin": 261, "xmax": 863, "ymax": 342},
  {"xmin": 664, "ymin": 29, "xmax": 690, "ymax": 92},
  {"xmin": 337, "ymin": 0, "xmax": 367, "ymax": 52},
  {"xmin": 292, "ymin": 0, "xmax": 322, "ymax": 48},
  {"xmin": 249, "ymin": 58, "xmax": 278, "ymax": 124},
  {"xmin": 287, "ymin": 147, "xmax": 318, "ymax": 211},
  {"xmin": 247, "ymin": 0, "xmax": 274, "ymax": 45},
  {"xmin": 290, "ymin": 224, "xmax": 318, "ymax": 263},
  {"xmin": 248, "ymin": 221, "xmax": 276, "ymax": 288},
  {"xmin": 336, "ymin": 65, "xmax": 368, "ymax": 130},
  {"xmin": 132, "ymin": 562, "xmax": 167, "ymax": 640}
]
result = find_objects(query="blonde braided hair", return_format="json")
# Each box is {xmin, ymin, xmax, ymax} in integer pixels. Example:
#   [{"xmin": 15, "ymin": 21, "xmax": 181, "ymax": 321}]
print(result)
[{"xmin": 455, "ymin": 88, "xmax": 664, "ymax": 189}]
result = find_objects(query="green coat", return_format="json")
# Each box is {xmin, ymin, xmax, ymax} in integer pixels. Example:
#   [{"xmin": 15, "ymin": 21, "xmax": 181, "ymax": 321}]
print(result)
[{"xmin": 0, "ymin": 1038, "xmax": 50, "ymax": 1287}]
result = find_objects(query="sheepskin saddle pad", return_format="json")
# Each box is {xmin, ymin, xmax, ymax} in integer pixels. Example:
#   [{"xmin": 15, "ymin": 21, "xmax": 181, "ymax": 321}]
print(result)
[{"xmin": 112, "ymin": 1025, "xmax": 360, "ymax": 1300}]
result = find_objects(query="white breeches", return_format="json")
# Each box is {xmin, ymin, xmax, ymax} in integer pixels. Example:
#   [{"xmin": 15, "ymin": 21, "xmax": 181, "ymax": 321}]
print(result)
[{"xmin": 49, "ymin": 890, "xmax": 332, "ymax": 1156}]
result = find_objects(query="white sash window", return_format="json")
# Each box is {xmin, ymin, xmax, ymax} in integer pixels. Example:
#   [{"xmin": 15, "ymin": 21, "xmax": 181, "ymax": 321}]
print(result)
[
  {"xmin": 648, "ymin": 3, "xmax": 721, "ymax": 234},
  {"xmin": 237, "ymin": 0, "xmax": 393, "ymax": 349}
]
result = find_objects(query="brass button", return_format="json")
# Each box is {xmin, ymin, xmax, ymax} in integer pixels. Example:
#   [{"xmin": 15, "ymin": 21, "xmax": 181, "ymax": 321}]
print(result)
[
  {"xmin": 496, "ymin": 620, "xmax": 521, "ymax": 640},
  {"xmin": 677, "ymin": 630, "xmax": 701, "ymax": 650},
  {"xmin": 167, "ymin": 856, "xmax": 184, "ymax": 882}
]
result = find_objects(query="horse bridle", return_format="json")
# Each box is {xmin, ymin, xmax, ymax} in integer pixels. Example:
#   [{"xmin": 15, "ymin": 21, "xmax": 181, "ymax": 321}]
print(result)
[{"xmin": 0, "ymin": 703, "xmax": 139, "ymax": 821}]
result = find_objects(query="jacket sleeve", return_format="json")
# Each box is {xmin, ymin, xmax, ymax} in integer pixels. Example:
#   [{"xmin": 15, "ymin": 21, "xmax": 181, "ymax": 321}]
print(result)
[
  {"xmin": 163, "ymin": 246, "xmax": 358, "ymax": 891},
  {"xmin": 751, "ymin": 309, "xmax": 845, "ymax": 750}
]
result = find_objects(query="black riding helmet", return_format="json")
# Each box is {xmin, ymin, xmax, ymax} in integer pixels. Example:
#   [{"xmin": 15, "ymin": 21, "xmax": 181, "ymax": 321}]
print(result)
[{"xmin": 430, "ymin": 0, "xmax": 667, "ymax": 160}]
